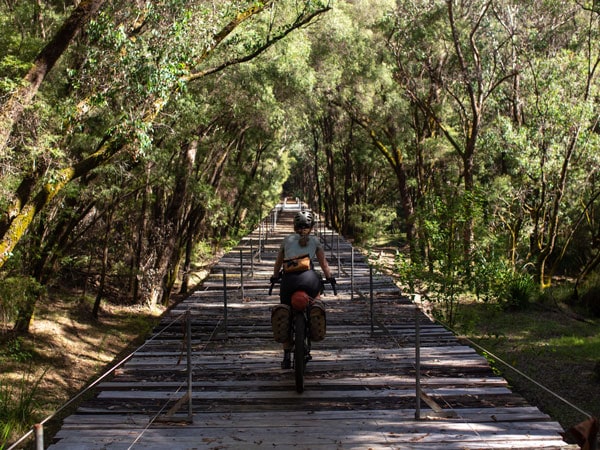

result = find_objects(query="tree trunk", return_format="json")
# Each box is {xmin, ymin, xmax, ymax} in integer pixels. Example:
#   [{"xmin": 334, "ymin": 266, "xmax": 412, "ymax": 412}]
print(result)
[
  {"xmin": 132, "ymin": 163, "xmax": 151, "ymax": 303},
  {"xmin": 231, "ymin": 142, "xmax": 267, "ymax": 230},
  {"xmin": 312, "ymin": 128, "xmax": 324, "ymax": 215},
  {"xmin": 341, "ymin": 124, "xmax": 354, "ymax": 236},
  {"xmin": 92, "ymin": 207, "xmax": 113, "ymax": 319},
  {"xmin": 321, "ymin": 111, "xmax": 340, "ymax": 230},
  {"xmin": 180, "ymin": 233, "xmax": 193, "ymax": 295},
  {"xmin": 0, "ymin": 135, "xmax": 125, "ymax": 269},
  {"xmin": 13, "ymin": 295, "xmax": 37, "ymax": 333},
  {"xmin": 179, "ymin": 204, "xmax": 206, "ymax": 295},
  {"xmin": 535, "ymin": 131, "xmax": 579, "ymax": 288}
]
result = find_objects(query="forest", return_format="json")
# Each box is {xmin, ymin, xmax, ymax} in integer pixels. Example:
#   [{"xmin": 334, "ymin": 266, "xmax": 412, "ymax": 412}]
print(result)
[{"xmin": 1, "ymin": 0, "xmax": 600, "ymax": 442}]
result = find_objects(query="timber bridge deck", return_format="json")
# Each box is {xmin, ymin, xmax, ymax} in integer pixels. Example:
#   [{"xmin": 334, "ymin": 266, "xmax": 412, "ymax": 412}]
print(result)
[{"xmin": 48, "ymin": 204, "xmax": 575, "ymax": 449}]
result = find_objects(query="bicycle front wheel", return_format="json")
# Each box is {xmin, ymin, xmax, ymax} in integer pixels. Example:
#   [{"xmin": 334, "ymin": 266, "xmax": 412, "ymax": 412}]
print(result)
[{"xmin": 293, "ymin": 313, "xmax": 306, "ymax": 393}]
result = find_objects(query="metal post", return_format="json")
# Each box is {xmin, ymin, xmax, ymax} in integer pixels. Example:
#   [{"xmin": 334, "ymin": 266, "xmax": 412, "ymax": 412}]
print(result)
[
  {"xmin": 264, "ymin": 219, "xmax": 268, "ymax": 243},
  {"xmin": 415, "ymin": 305, "xmax": 421, "ymax": 419},
  {"xmin": 34, "ymin": 424, "xmax": 43, "ymax": 450},
  {"xmin": 336, "ymin": 233, "xmax": 340, "ymax": 278},
  {"xmin": 222, "ymin": 268, "xmax": 228, "ymax": 336},
  {"xmin": 369, "ymin": 266, "xmax": 374, "ymax": 334},
  {"xmin": 351, "ymin": 248, "xmax": 354, "ymax": 301},
  {"xmin": 250, "ymin": 239, "xmax": 254, "ymax": 275},
  {"xmin": 263, "ymin": 220, "xmax": 267, "ymax": 254},
  {"xmin": 330, "ymin": 229, "xmax": 334, "ymax": 258},
  {"xmin": 186, "ymin": 310, "xmax": 193, "ymax": 421},
  {"xmin": 258, "ymin": 223, "xmax": 262, "ymax": 262},
  {"xmin": 239, "ymin": 249, "xmax": 245, "ymax": 300}
]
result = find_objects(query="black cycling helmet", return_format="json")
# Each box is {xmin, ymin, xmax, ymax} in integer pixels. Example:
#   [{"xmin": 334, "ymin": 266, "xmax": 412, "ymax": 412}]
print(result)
[{"xmin": 294, "ymin": 211, "xmax": 314, "ymax": 229}]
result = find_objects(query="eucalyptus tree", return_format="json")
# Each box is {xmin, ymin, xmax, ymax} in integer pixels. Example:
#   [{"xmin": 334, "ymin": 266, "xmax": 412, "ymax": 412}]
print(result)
[
  {"xmin": 382, "ymin": 0, "xmax": 600, "ymax": 297},
  {"xmin": 386, "ymin": 0, "xmax": 526, "ymax": 274},
  {"xmin": 484, "ymin": 2, "xmax": 600, "ymax": 289}
]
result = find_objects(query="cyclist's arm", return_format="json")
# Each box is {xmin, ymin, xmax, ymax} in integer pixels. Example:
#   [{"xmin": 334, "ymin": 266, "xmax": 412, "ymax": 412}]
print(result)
[
  {"xmin": 316, "ymin": 246, "xmax": 333, "ymax": 279},
  {"xmin": 273, "ymin": 247, "xmax": 284, "ymax": 278}
]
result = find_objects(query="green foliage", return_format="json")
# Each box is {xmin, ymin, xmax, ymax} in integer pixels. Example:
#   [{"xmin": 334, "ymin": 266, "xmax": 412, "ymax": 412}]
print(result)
[
  {"xmin": 451, "ymin": 296, "xmax": 600, "ymax": 430},
  {"xmin": 0, "ymin": 370, "xmax": 46, "ymax": 449},
  {"xmin": 472, "ymin": 256, "xmax": 538, "ymax": 311},
  {"xmin": 501, "ymin": 272, "xmax": 538, "ymax": 311},
  {"xmin": 0, "ymin": 56, "xmax": 32, "ymax": 94},
  {"xmin": 394, "ymin": 251, "xmax": 423, "ymax": 294},
  {"xmin": 0, "ymin": 336, "xmax": 33, "ymax": 363},
  {"xmin": 412, "ymin": 187, "xmax": 478, "ymax": 325},
  {"xmin": 348, "ymin": 204, "xmax": 397, "ymax": 244},
  {"xmin": 0, "ymin": 277, "xmax": 43, "ymax": 330},
  {"xmin": 0, "ymin": 0, "xmax": 52, "ymax": 93}
]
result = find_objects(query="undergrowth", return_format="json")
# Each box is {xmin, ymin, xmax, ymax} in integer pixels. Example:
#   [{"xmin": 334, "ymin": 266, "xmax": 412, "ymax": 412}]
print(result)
[{"xmin": 0, "ymin": 370, "xmax": 46, "ymax": 450}]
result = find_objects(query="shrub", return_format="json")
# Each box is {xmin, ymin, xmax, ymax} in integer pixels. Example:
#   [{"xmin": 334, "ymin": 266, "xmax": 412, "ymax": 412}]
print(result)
[
  {"xmin": 501, "ymin": 271, "xmax": 537, "ymax": 311},
  {"xmin": 470, "ymin": 256, "xmax": 537, "ymax": 310},
  {"xmin": 0, "ymin": 370, "xmax": 46, "ymax": 449},
  {"xmin": 0, "ymin": 277, "xmax": 43, "ymax": 331},
  {"xmin": 348, "ymin": 204, "xmax": 397, "ymax": 244}
]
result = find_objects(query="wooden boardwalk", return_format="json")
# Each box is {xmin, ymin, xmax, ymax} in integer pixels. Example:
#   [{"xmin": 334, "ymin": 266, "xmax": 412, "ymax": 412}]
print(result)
[{"xmin": 48, "ymin": 206, "xmax": 575, "ymax": 449}]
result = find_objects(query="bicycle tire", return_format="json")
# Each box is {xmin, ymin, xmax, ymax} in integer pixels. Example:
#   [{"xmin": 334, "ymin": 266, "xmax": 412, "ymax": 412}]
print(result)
[{"xmin": 293, "ymin": 313, "xmax": 306, "ymax": 393}]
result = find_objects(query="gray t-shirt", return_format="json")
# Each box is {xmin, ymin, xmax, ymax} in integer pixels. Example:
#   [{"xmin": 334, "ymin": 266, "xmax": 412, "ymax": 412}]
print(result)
[{"xmin": 280, "ymin": 234, "xmax": 322, "ymax": 260}]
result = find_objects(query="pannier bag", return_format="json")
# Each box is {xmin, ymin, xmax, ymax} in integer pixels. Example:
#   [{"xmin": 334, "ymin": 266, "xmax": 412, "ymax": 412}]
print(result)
[
  {"xmin": 283, "ymin": 254, "xmax": 311, "ymax": 273},
  {"xmin": 271, "ymin": 304, "xmax": 291, "ymax": 343},
  {"xmin": 309, "ymin": 300, "xmax": 326, "ymax": 341}
]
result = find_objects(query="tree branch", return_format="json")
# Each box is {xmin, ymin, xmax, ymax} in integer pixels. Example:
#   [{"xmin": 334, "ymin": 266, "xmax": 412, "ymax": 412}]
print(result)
[
  {"xmin": 0, "ymin": 0, "xmax": 107, "ymax": 154},
  {"xmin": 186, "ymin": 6, "xmax": 331, "ymax": 82}
]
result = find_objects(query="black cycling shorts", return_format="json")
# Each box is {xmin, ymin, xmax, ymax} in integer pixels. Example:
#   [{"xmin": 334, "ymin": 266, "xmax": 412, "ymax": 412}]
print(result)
[{"xmin": 279, "ymin": 269, "xmax": 321, "ymax": 305}]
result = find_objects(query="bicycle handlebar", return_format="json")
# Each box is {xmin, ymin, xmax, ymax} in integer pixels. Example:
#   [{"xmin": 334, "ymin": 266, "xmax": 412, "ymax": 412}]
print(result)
[{"xmin": 326, "ymin": 277, "xmax": 337, "ymax": 295}]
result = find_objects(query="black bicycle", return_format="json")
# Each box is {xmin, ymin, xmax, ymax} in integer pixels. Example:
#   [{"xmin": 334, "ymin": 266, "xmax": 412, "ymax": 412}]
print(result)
[{"xmin": 270, "ymin": 276, "xmax": 336, "ymax": 393}]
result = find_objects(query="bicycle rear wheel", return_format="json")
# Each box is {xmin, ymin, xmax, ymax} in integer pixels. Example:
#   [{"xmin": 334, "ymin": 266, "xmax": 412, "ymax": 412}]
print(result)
[{"xmin": 293, "ymin": 313, "xmax": 306, "ymax": 393}]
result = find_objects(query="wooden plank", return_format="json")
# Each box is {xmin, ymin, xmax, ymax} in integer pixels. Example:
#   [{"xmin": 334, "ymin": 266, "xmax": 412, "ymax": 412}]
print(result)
[
  {"xmin": 50, "ymin": 425, "xmax": 570, "ymax": 450},
  {"xmin": 98, "ymin": 376, "xmax": 510, "ymax": 390},
  {"xmin": 95, "ymin": 386, "xmax": 514, "ymax": 401},
  {"xmin": 59, "ymin": 407, "xmax": 554, "ymax": 428}
]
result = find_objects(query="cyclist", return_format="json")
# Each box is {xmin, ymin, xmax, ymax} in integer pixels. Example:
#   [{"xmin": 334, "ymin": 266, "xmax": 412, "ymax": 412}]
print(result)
[{"xmin": 271, "ymin": 210, "xmax": 334, "ymax": 368}]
